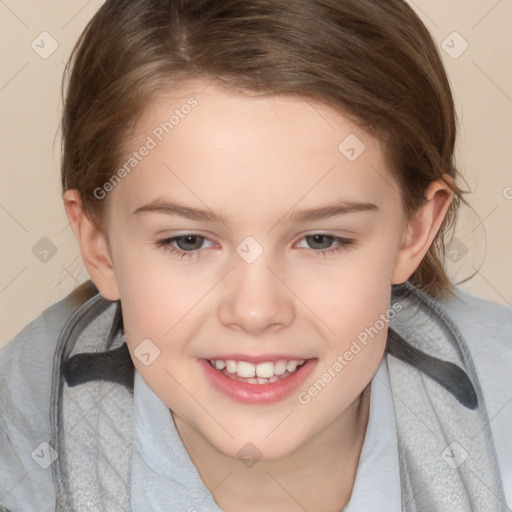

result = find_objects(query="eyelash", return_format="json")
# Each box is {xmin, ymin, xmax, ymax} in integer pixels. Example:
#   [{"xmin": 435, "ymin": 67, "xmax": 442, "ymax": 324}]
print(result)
[{"xmin": 155, "ymin": 233, "xmax": 355, "ymax": 260}]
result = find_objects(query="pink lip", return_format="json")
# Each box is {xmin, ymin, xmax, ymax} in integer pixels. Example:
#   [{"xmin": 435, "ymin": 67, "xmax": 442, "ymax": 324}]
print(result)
[
  {"xmin": 204, "ymin": 354, "xmax": 309, "ymax": 364},
  {"xmin": 198, "ymin": 358, "xmax": 317, "ymax": 404}
]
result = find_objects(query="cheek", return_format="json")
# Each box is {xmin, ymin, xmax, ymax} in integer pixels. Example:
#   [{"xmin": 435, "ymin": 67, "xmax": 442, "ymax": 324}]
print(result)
[
  {"xmin": 323, "ymin": 282, "xmax": 390, "ymax": 380},
  {"xmin": 294, "ymin": 241, "xmax": 395, "ymax": 390},
  {"xmin": 296, "ymin": 245, "xmax": 397, "ymax": 332},
  {"xmin": 115, "ymin": 267, "xmax": 202, "ymax": 402},
  {"xmin": 302, "ymin": 276, "xmax": 391, "ymax": 423},
  {"xmin": 110, "ymin": 233, "xmax": 197, "ymax": 337},
  {"xmin": 112, "ymin": 250, "xmax": 215, "ymax": 396}
]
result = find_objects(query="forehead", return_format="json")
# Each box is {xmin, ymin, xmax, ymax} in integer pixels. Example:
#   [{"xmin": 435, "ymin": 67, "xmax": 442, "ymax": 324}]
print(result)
[{"xmin": 111, "ymin": 81, "xmax": 398, "ymax": 219}]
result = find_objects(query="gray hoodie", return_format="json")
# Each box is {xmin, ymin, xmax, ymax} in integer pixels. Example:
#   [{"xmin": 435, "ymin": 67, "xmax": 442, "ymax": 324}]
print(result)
[{"xmin": 1, "ymin": 280, "xmax": 511, "ymax": 511}]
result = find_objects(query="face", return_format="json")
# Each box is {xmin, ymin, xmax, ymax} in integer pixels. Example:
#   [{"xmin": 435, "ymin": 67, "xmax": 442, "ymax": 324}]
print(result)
[{"xmin": 102, "ymin": 82, "xmax": 408, "ymax": 460}]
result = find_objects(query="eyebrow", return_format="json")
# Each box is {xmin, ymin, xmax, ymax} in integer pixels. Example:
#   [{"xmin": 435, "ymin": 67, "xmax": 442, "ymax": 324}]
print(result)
[{"xmin": 132, "ymin": 198, "xmax": 379, "ymax": 224}]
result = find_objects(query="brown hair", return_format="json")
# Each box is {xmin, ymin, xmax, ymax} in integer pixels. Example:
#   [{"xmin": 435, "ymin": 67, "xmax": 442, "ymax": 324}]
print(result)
[{"xmin": 61, "ymin": 0, "xmax": 464, "ymax": 298}]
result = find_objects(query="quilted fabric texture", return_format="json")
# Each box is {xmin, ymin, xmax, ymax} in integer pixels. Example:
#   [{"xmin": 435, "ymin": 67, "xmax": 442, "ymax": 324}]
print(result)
[{"xmin": 52, "ymin": 296, "xmax": 133, "ymax": 512}]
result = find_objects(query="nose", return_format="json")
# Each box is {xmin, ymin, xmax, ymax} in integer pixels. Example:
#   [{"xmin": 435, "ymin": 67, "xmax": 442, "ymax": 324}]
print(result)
[{"xmin": 217, "ymin": 256, "xmax": 295, "ymax": 336}]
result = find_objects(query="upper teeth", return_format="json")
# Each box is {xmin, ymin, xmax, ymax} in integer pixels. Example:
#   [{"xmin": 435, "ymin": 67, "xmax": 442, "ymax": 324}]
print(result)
[{"xmin": 211, "ymin": 359, "xmax": 305, "ymax": 378}]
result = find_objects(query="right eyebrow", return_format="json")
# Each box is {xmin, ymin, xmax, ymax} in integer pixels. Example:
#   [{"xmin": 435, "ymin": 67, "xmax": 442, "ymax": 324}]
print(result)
[{"xmin": 133, "ymin": 199, "xmax": 229, "ymax": 224}]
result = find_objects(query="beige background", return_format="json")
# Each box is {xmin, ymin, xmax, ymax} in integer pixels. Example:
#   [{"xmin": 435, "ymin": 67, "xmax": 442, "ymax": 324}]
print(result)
[{"xmin": 1, "ymin": 0, "xmax": 511, "ymax": 347}]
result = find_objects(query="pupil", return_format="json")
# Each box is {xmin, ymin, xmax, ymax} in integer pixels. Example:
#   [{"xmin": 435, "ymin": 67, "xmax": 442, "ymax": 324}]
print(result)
[
  {"xmin": 308, "ymin": 234, "xmax": 332, "ymax": 249},
  {"xmin": 178, "ymin": 235, "xmax": 202, "ymax": 250}
]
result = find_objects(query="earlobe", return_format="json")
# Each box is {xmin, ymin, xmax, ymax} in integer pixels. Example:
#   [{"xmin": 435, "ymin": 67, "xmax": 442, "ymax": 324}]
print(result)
[
  {"xmin": 392, "ymin": 176, "xmax": 454, "ymax": 285},
  {"xmin": 63, "ymin": 189, "xmax": 120, "ymax": 300}
]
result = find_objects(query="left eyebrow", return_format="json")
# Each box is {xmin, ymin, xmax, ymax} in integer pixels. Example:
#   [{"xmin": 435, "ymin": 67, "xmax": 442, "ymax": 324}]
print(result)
[{"xmin": 284, "ymin": 200, "xmax": 379, "ymax": 223}]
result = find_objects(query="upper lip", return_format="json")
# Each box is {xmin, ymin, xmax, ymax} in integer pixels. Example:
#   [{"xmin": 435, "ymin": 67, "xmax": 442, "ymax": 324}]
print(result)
[{"xmin": 203, "ymin": 354, "xmax": 312, "ymax": 364}]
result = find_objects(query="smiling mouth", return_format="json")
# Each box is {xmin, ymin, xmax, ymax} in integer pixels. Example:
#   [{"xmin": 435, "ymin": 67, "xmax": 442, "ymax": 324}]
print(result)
[{"xmin": 207, "ymin": 358, "xmax": 308, "ymax": 385}]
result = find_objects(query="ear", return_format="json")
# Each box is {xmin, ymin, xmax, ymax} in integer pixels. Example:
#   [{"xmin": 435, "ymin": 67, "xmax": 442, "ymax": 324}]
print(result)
[
  {"xmin": 63, "ymin": 189, "xmax": 120, "ymax": 300},
  {"xmin": 392, "ymin": 176, "xmax": 454, "ymax": 285}
]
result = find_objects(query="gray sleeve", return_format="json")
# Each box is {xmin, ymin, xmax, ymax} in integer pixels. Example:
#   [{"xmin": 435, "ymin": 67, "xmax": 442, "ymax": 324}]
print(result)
[{"xmin": 0, "ymin": 281, "xmax": 98, "ymax": 511}]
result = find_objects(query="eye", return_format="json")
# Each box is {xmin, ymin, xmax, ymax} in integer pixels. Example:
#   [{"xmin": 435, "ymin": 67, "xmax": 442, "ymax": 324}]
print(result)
[
  {"xmin": 296, "ymin": 233, "xmax": 355, "ymax": 256},
  {"xmin": 156, "ymin": 234, "xmax": 214, "ymax": 260},
  {"xmin": 172, "ymin": 235, "xmax": 206, "ymax": 251}
]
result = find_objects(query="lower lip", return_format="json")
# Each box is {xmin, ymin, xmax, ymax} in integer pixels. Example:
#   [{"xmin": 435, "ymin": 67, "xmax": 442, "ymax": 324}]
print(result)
[{"xmin": 198, "ymin": 358, "xmax": 317, "ymax": 404}]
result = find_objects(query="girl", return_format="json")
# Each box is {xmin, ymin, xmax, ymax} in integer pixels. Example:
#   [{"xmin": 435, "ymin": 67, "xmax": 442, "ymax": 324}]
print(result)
[{"xmin": 1, "ymin": 1, "xmax": 511, "ymax": 511}]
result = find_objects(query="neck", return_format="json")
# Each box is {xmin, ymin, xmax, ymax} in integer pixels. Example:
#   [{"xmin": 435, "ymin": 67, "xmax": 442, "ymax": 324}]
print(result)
[{"xmin": 172, "ymin": 384, "xmax": 371, "ymax": 512}]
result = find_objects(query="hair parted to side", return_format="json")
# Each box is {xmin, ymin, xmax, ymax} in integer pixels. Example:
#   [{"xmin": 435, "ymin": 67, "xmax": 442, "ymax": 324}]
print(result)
[{"xmin": 61, "ymin": 0, "xmax": 465, "ymax": 298}]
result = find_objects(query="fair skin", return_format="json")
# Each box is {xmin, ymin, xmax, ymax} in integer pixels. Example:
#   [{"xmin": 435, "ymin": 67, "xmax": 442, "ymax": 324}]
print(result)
[{"xmin": 64, "ymin": 81, "xmax": 453, "ymax": 511}]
